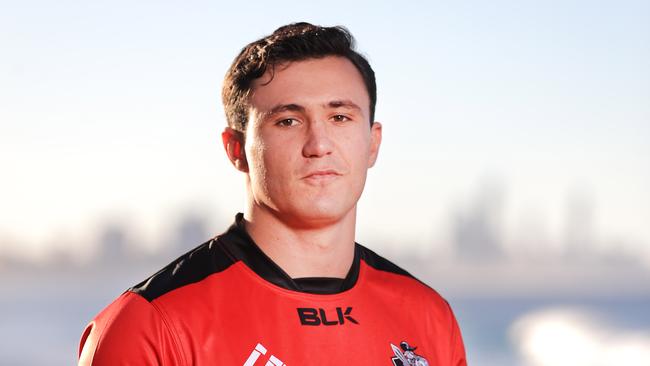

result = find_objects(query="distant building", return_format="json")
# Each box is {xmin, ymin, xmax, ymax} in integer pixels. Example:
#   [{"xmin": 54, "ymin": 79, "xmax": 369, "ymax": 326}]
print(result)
[
  {"xmin": 453, "ymin": 179, "xmax": 505, "ymax": 262},
  {"xmin": 97, "ymin": 224, "xmax": 130, "ymax": 263}
]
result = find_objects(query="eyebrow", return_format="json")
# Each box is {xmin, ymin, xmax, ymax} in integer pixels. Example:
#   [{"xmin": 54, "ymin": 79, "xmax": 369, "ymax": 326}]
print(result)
[
  {"xmin": 326, "ymin": 100, "xmax": 362, "ymax": 112},
  {"xmin": 261, "ymin": 100, "xmax": 362, "ymax": 120},
  {"xmin": 257, "ymin": 103, "xmax": 305, "ymax": 121},
  {"xmin": 266, "ymin": 103, "xmax": 305, "ymax": 118}
]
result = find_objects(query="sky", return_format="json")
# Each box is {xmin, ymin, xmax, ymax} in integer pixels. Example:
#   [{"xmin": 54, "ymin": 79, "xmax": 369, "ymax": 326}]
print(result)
[{"xmin": 1, "ymin": 0, "xmax": 649, "ymax": 264}]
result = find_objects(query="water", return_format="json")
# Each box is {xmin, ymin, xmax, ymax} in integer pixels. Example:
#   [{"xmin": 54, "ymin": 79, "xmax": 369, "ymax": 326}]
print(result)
[{"xmin": 452, "ymin": 295, "xmax": 650, "ymax": 365}]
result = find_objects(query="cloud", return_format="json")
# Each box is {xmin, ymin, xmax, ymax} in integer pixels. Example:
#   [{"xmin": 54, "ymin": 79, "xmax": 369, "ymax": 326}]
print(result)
[{"xmin": 510, "ymin": 307, "xmax": 650, "ymax": 366}]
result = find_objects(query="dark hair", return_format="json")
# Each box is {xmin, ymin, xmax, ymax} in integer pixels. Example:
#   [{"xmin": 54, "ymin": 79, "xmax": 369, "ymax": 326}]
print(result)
[{"xmin": 222, "ymin": 22, "xmax": 376, "ymax": 132}]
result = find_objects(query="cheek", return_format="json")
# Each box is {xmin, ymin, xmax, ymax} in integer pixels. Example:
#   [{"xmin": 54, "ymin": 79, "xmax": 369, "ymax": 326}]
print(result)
[
  {"xmin": 245, "ymin": 137, "xmax": 269, "ymax": 188},
  {"xmin": 344, "ymin": 131, "xmax": 372, "ymax": 171},
  {"xmin": 260, "ymin": 137, "xmax": 292, "ymax": 170},
  {"xmin": 247, "ymin": 136, "xmax": 294, "ymax": 193}
]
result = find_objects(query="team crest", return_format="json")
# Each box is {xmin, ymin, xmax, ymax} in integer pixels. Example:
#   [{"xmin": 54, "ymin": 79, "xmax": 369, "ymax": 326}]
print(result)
[{"xmin": 390, "ymin": 341, "xmax": 429, "ymax": 366}]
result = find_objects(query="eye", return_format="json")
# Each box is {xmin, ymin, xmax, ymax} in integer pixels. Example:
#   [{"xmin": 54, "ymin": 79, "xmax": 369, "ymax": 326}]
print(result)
[
  {"xmin": 276, "ymin": 118, "xmax": 299, "ymax": 127},
  {"xmin": 331, "ymin": 114, "xmax": 351, "ymax": 123}
]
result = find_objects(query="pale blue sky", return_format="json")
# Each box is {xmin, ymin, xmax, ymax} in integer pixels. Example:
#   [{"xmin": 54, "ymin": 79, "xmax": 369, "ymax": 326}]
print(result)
[{"xmin": 1, "ymin": 0, "xmax": 648, "ymax": 263}]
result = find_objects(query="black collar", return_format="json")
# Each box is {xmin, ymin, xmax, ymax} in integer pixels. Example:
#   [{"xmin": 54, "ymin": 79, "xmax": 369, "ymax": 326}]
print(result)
[{"xmin": 216, "ymin": 213, "xmax": 360, "ymax": 294}]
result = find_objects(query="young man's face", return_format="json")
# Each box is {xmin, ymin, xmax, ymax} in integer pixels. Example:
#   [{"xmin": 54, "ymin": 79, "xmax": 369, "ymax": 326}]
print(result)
[{"xmin": 239, "ymin": 56, "xmax": 382, "ymax": 228}]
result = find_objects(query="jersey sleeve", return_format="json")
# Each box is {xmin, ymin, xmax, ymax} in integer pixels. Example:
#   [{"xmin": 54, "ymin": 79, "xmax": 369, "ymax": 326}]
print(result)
[
  {"xmin": 447, "ymin": 302, "xmax": 467, "ymax": 366},
  {"xmin": 78, "ymin": 291, "xmax": 184, "ymax": 366}
]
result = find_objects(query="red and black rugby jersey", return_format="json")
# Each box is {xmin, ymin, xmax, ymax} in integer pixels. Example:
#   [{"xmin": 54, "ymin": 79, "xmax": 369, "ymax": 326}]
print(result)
[{"xmin": 78, "ymin": 214, "xmax": 466, "ymax": 365}]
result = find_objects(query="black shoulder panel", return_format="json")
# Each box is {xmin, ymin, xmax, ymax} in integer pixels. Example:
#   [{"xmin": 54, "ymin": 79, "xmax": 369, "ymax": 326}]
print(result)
[
  {"xmin": 358, "ymin": 244, "xmax": 414, "ymax": 278},
  {"xmin": 130, "ymin": 238, "xmax": 237, "ymax": 302},
  {"xmin": 358, "ymin": 244, "xmax": 436, "ymax": 291}
]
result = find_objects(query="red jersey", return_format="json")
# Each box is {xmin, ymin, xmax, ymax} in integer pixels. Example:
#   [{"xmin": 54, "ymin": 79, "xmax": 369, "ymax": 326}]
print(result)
[{"xmin": 78, "ymin": 214, "xmax": 466, "ymax": 365}]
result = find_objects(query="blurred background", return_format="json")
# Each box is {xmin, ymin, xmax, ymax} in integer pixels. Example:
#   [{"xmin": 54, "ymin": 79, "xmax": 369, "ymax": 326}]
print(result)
[{"xmin": 1, "ymin": 0, "xmax": 649, "ymax": 364}]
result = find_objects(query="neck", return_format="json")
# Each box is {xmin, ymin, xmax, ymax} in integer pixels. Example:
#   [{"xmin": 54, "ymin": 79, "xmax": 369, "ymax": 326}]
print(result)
[{"xmin": 243, "ymin": 204, "xmax": 357, "ymax": 279}]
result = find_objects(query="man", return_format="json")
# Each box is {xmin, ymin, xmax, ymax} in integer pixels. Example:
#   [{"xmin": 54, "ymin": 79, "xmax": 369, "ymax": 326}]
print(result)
[{"xmin": 78, "ymin": 22, "xmax": 467, "ymax": 365}]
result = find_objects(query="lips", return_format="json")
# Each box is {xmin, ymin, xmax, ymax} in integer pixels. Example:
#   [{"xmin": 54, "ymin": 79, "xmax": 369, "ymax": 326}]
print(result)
[
  {"xmin": 302, "ymin": 169, "xmax": 342, "ymax": 183},
  {"xmin": 303, "ymin": 169, "xmax": 341, "ymax": 178}
]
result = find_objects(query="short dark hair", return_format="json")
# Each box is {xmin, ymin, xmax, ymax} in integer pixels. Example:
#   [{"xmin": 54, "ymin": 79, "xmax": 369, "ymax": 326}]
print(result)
[{"xmin": 222, "ymin": 22, "xmax": 377, "ymax": 132}]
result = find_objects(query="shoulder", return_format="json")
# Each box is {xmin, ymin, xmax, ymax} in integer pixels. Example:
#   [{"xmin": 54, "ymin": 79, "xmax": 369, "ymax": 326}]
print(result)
[
  {"xmin": 357, "ymin": 244, "xmax": 450, "ymax": 309},
  {"xmin": 359, "ymin": 245, "xmax": 466, "ymax": 350},
  {"xmin": 130, "ymin": 237, "xmax": 237, "ymax": 302},
  {"xmin": 78, "ymin": 291, "xmax": 183, "ymax": 365},
  {"xmin": 358, "ymin": 244, "xmax": 466, "ymax": 363},
  {"xmin": 358, "ymin": 243, "xmax": 413, "ymax": 278},
  {"xmin": 79, "ymin": 237, "xmax": 238, "ymax": 365}
]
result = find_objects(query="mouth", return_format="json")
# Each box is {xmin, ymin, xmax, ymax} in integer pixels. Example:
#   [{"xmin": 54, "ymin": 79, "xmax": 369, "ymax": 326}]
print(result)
[{"xmin": 302, "ymin": 169, "xmax": 342, "ymax": 183}]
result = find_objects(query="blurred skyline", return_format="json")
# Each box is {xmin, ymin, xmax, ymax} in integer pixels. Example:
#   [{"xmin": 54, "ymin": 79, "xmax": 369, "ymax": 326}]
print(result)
[{"xmin": 3, "ymin": 178, "xmax": 649, "ymax": 299}]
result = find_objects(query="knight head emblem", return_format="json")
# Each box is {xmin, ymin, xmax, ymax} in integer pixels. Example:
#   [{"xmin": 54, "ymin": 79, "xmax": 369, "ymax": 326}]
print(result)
[{"xmin": 390, "ymin": 341, "xmax": 429, "ymax": 366}]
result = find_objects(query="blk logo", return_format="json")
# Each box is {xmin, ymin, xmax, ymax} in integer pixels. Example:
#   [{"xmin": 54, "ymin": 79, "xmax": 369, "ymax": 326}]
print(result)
[{"xmin": 296, "ymin": 307, "xmax": 359, "ymax": 326}]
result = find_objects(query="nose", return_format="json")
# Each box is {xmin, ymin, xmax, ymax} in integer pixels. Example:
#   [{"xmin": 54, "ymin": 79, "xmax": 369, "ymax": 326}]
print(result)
[{"xmin": 302, "ymin": 120, "xmax": 333, "ymax": 158}]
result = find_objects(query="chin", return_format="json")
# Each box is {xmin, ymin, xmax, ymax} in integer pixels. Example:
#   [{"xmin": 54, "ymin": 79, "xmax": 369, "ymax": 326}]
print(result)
[{"xmin": 283, "ymin": 203, "xmax": 352, "ymax": 229}]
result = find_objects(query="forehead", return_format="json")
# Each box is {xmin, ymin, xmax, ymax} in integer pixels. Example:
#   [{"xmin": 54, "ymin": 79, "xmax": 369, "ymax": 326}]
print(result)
[{"xmin": 249, "ymin": 56, "xmax": 370, "ymax": 116}]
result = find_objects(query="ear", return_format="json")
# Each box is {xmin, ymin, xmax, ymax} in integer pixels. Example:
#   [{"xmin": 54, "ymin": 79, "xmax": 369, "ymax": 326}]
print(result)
[
  {"xmin": 221, "ymin": 127, "xmax": 248, "ymax": 172},
  {"xmin": 368, "ymin": 121, "xmax": 382, "ymax": 168}
]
